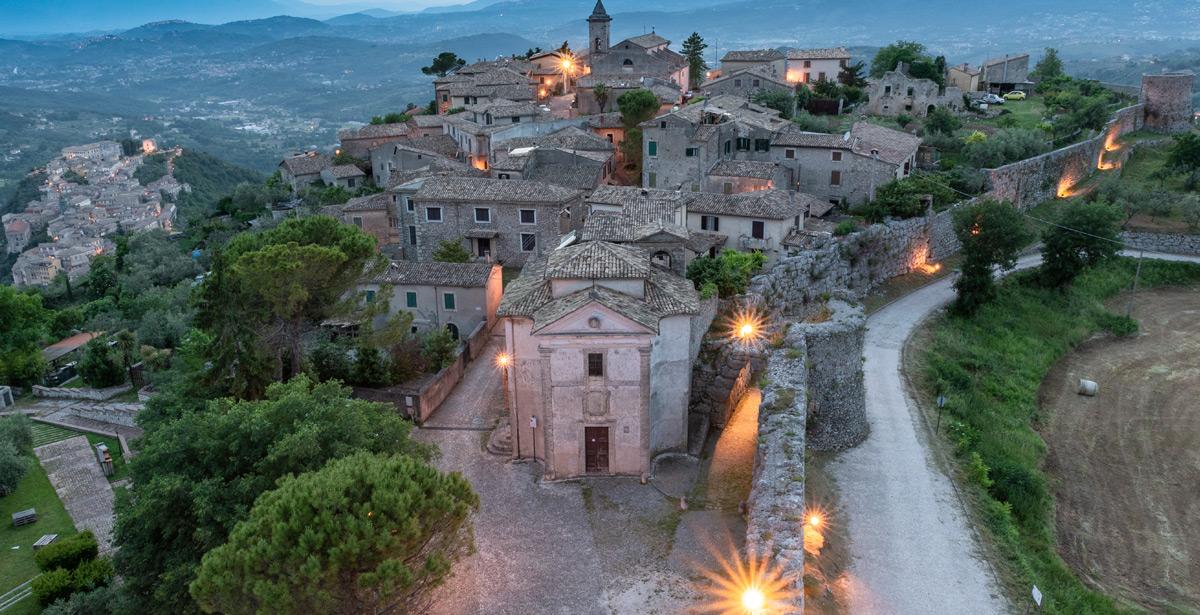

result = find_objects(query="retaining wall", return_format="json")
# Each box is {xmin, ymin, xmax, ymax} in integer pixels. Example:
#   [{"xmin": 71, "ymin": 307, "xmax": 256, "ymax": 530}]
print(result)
[
  {"xmin": 794, "ymin": 300, "xmax": 868, "ymax": 452},
  {"xmin": 746, "ymin": 333, "xmax": 808, "ymax": 615},
  {"xmin": 1122, "ymin": 230, "xmax": 1200, "ymax": 256},
  {"xmin": 33, "ymin": 384, "xmax": 132, "ymax": 401},
  {"xmin": 69, "ymin": 403, "xmax": 142, "ymax": 428}
]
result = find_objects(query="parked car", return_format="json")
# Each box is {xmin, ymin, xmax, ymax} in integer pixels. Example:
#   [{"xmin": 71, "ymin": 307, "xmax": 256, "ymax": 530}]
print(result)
[
  {"xmin": 981, "ymin": 93, "xmax": 1005, "ymax": 105},
  {"xmin": 1003, "ymin": 91, "xmax": 1027, "ymax": 101}
]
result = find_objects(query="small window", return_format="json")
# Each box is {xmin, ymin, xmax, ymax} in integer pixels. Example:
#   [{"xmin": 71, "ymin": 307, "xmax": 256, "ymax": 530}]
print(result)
[
  {"xmin": 724, "ymin": 140, "xmax": 731, "ymax": 154},
  {"xmin": 351, "ymin": 216, "xmax": 363, "ymax": 228},
  {"xmin": 364, "ymin": 289, "xmax": 376, "ymax": 302},
  {"xmin": 606, "ymin": 134, "xmax": 614, "ymax": 143},
  {"xmin": 804, "ymin": 60, "xmax": 812, "ymax": 68},
  {"xmin": 519, "ymin": 209, "xmax": 536, "ymax": 224},
  {"xmin": 685, "ymin": 147, "xmax": 697, "ymax": 157},
  {"xmin": 521, "ymin": 233, "xmax": 537, "ymax": 252},
  {"xmin": 512, "ymin": 116, "xmax": 521, "ymax": 123},
  {"xmin": 347, "ymin": 178, "xmax": 356, "ymax": 188},
  {"xmin": 906, "ymin": 87, "xmax": 914, "ymax": 97},
  {"xmin": 830, "ymin": 170, "xmax": 841, "ymax": 186},
  {"xmin": 647, "ymin": 141, "xmax": 658, "ymax": 157},
  {"xmin": 752, "ymin": 79, "xmax": 760, "ymax": 87},
  {"xmin": 659, "ymin": 121, "xmax": 667, "ymax": 128},
  {"xmin": 404, "ymin": 196, "xmax": 414, "ymax": 212},
  {"xmin": 587, "ymin": 353, "xmax": 603, "ymax": 377},
  {"xmin": 734, "ymin": 79, "xmax": 742, "ymax": 87},
  {"xmin": 831, "ymin": 151, "xmax": 842, "ymax": 162},
  {"xmin": 785, "ymin": 149, "xmax": 795, "ymax": 159},
  {"xmin": 425, "ymin": 207, "xmax": 442, "ymax": 222},
  {"xmin": 441, "ymin": 94, "xmax": 448, "ymax": 102},
  {"xmin": 408, "ymin": 225, "xmax": 417, "ymax": 245},
  {"xmin": 884, "ymin": 85, "xmax": 892, "ymax": 95},
  {"xmin": 700, "ymin": 215, "xmax": 720, "ymax": 231},
  {"xmin": 405, "ymin": 291, "xmax": 417, "ymax": 308},
  {"xmin": 722, "ymin": 182, "xmax": 733, "ymax": 195},
  {"xmin": 754, "ymin": 138, "xmax": 770, "ymax": 152},
  {"xmin": 736, "ymin": 138, "xmax": 750, "ymax": 151},
  {"xmin": 474, "ymin": 207, "xmax": 491, "ymax": 223},
  {"xmin": 498, "ymin": 173, "xmax": 510, "ymax": 179},
  {"xmin": 818, "ymin": 72, "xmax": 826, "ymax": 81},
  {"xmin": 904, "ymin": 161, "xmax": 911, "ymax": 175},
  {"xmin": 442, "ymin": 292, "xmax": 456, "ymax": 310},
  {"xmin": 648, "ymin": 172, "xmax": 657, "ymax": 188},
  {"xmin": 751, "ymin": 220, "xmax": 765, "ymax": 240}
]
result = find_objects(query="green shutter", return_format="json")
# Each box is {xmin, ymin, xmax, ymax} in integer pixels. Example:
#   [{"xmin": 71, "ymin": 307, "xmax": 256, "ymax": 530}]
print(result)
[
  {"xmin": 648, "ymin": 141, "xmax": 658, "ymax": 156},
  {"xmin": 406, "ymin": 291, "xmax": 417, "ymax": 308},
  {"xmin": 443, "ymin": 293, "xmax": 456, "ymax": 310}
]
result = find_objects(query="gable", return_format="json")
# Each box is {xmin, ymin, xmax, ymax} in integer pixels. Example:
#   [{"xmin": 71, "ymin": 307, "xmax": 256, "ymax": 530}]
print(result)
[{"xmin": 535, "ymin": 300, "xmax": 655, "ymax": 336}]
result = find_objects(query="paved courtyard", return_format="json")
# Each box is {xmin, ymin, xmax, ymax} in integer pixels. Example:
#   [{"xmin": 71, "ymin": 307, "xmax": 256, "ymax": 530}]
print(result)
[
  {"xmin": 418, "ymin": 336, "xmax": 748, "ymax": 614},
  {"xmin": 33, "ymin": 435, "xmax": 116, "ymax": 552}
]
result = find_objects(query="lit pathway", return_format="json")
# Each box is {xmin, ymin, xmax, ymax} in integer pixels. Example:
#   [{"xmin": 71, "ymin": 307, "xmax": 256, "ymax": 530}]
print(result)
[
  {"xmin": 703, "ymin": 389, "xmax": 759, "ymax": 511},
  {"xmin": 836, "ymin": 250, "xmax": 1200, "ymax": 614}
]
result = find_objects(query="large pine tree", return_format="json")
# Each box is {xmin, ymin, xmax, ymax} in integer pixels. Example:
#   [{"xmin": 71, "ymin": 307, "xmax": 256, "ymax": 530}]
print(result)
[{"xmin": 681, "ymin": 32, "xmax": 708, "ymax": 90}]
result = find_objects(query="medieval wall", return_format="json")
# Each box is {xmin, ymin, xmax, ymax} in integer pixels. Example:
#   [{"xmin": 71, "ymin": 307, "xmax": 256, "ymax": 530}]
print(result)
[
  {"xmin": 1141, "ymin": 72, "xmax": 1196, "ymax": 134},
  {"xmin": 795, "ymin": 299, "xmax": 868, "ymax": 452},
  {"xmin": 1122, "ymin": 230, "xmax": 1200, "ymax": 256}
]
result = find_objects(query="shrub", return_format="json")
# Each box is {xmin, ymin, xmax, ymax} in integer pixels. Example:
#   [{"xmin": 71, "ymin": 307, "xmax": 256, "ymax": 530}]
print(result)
[
  {"xmin": 32, "ymin": 569, "xmax": 75, "ymax": 607},
  {"xmin": 41, "ymin": 585, "xmax": 119, "ymax": 615},
  {"xmin": 962, "ymin": 128, "xmax": 1049, "ymax": 168},
  {"xmin": 71, "ymin": 557, "xmax": 114, "ymax": 592},
  {"xmin": 1039, "ymin": 200, "xmax": 1122, "ymax": 288},
  {"xmin": 421, "ymin": 328, "xmax": 458, "ymax": 372},
  {"xmin": 431, "ymin": 239, "xmax": 471, "ymax": 263},
  {"xmin": 389, "ymin": 337, "xmax": 426, "ymax": 384},
  {"xmin": 0, "ymin": 440, "xmax": 30, "ymax": 494},
  {"xmin": 35, "ymin": 531, "xmax": 99, "ymax": 572},
  {"xmin": 925, "ymin": 107, "xmax": 961, "ymax": 135},
  {"xmin": 685, "ymin": 249, "xmax": 766, "ymax": 298},
  {"xmin": 77, "ymin": 339, "xmax": 125, "ymax": 388},
  {"xmin": 987, "ymin": 460, "xmax": 1048, "ymax": 527},
  {"xmin": 0, "ymin": 414, "xmax": 33, "ymax": 454},
  {"xmin": 309, "ymin": 341, "xmax": 352, "ymax": 383},
  {"xmin": 352, "ymin": 344, "xmax": 391, "ymax": 388},
  {"xmin": 698, "ymin": 281, "xmax": 718, "ymax": 299},
  {"xmin": 833, "ymin": 220, "xmax": 856, "ymax": 236},
  {"xmin": 896, "ymin": 113, "xmax": 913, "ymax": 128}
]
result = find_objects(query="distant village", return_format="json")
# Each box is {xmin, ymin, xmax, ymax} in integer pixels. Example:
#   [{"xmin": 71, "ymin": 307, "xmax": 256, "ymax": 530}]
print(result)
[{"xmin": 3, "ymin": 139, "xmax": 181, "ymax": 287}]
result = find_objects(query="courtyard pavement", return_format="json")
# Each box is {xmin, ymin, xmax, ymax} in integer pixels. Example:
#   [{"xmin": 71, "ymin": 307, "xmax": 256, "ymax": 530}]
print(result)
[
  {"xmin": 417, "ymin": 336, "xmax": 746, "ymax": 614},
  {"xmin": 33, "ymin": 435, "xmax": 116, "ymax": 552}
]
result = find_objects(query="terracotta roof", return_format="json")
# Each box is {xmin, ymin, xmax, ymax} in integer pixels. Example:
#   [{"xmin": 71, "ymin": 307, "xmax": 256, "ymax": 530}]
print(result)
[
  {"xmin": 786, "ymin": 47, "xmax": 851, "ymax": 60},
  {"xmin": 585, "ymin": 186, "xmax": 688, "ymax": 222},
  {"xmin": 544, "ymin": 241, "xmax": 650, "ymax": 280},
  {"xmin": 848, "ymin": 122, "xmax": 921, "ymax": 166},
  {"xmin": 771, "ymin": 123, "xmax": 846, "ymax": 148},
  {"xmin": 397, "ymin": 134, "xmax": 460, "ymax": 158},
  {"xmin": 42, "ymin": 331, "xmax": 101, "ymax": 362},
  {"xmin": 5, "ymin": 219, "xmax": 31, "ymax": 233},
  {"xmin": 708, "ymin": 160, "xmax": 780, "ymax": 180},
  {"xmin": 326, "ymin": 164, "xmax": 366, "ymax": 179},
  {"xmin": 378, "ymin": 260, "xmax": 495, "ymax": 288},
  {"xmin": 702, "ymin": 66, "xmax": 790, "ymax": 90},
  {"xmin": 624, "ymin": 32, "xmax": 670, "ymax": 49},
  {"xmin": 412, "ymin": 176, "xmax": 580, "ymax": 204},
  {"xmin": 688, "ymin": 190, "xmax": 805, "ymax": 220},
  {"xmin": 338, "ymin": 123, "xmax": 410, "ymax": 141},
  {"xmin": 722, "ymin": 49, "xmax": 785, "ymax": 63},
  {"xmin": 279, "ymin": 153, "xmax": 331, "ymax": 176}
]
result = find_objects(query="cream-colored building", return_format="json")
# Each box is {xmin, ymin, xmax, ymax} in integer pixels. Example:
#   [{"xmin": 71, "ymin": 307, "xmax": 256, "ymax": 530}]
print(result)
[{"xmin": 497, "ymin": 240, "xmax": 703, "ymax": 479}]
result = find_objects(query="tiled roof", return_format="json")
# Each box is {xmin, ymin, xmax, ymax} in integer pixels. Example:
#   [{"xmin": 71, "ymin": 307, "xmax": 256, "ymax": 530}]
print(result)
[
  {"xmin": 786, "ymin": 47, "xmax": 851, "ymax": 60},
  {"xmin": 688, "ymin": 190, "xmax": 805, "ymax": 220},
  {"xmin": 771, "ymin": 123, "xmax": 847, "ymax": 148},
  {"xmin": 848, "ymin": 122, "xmax": 921, "ymax": 166},
  {"xmin": 465, "ymin": 99, "xmax": 541, "ymax": 117},
  {"xmin": 708, "ymin": 159, "xmax": 780, "ymax": 180},
  {"xmin": 378, "ymin": 259, "xmax": 495, "ymax": 288},
  {"xmin": 702, "ymin": 66, "xmax": 790, "ymax": 90},
  {"xmin": 981, "ymin": 54, "xmax": 1030, "ymax": 69},
  {"xmin": 722, "ymin": 49, "xmax": 785, "ymax": 63},
  {"xmin": 385, "ymin": 159, "xmax": 484, "ymax": 190},
  {"xmin": 338, "ymin": 123, "xmax": 410, "ymax": 141},
  {"xmin": 794, "ymin": 192, "xmax": 836, "ymax": 217},
  {"xmin": 341, "ymin": 192, "xmax": 391, "ymax": 212},
  {"xmin": 280, "ymin": 153, "xmax": 331, "ymax": 176},
  {"xmin": 525, "ymin": 159, "xmax": 605, "ymax": 191},
  {"xmin": 579, "ymin": 212, "xmax": 638, "ymax": 242},
  {"xmin": 5, "ymin": 219, "xmax": 31, "ymax": 233},
  {"xmin": 544, "ymin": 241, "xmax": 650, "ymax": 280},
  {"xmin": 327, "ymin": 164, "xmax": 366, "ymax": 179},
  {"xmin": 624, "ymin": 32, "xmax": 670, "ymax": 48},
  {"xmin": 412, "ymin": 114, "xmax": 444, "ymax": 127},
  {"xmin": 645, "ymin": 94, "xmax": 787, "ymax": 132},
  {"xmin": 413, "ymin": 176, "xmax": 580, "ymax": 204},
  {"xmin": 500, "ymin": 126, "xmax": 614, "ymax": 152},
  {"xmin": 585, "ymin": 112, "xmax": 624, "ymax": 129},
  {"xmin": 585, "ymin": 186, "xmax": 688, "ymax": 222},
  {"xmin": 398, "ymin": 134, "xmax": 460, "ymax": 158}
]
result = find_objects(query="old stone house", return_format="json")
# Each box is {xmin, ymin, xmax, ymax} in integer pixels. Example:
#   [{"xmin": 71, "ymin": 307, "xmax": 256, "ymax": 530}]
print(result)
[
  {"xmin": 866, "ymin": 64, "xmax": 964, "ymax": 118},
  {"xmin": 699, "ymin": 66, "xmax": 792, "ymax": 100},
  {"xmin": 370, "ymin": 136, "xmax": 461, "ymax": 182},
  {"xmin": 705, "ymin": 159, "xmax": 787, "ymax": 194},
  {"xmin": 771, "ymin": 121, "xmax": 920, "ymax": 206},
  {"xmin": 719, "ymin": 49, "xmax": 787, "ymax": 80},
  {"xmin": 784, "ymin": 48, "xmax": 850, "ymax": 85},
  {"xmin": 325, "ymin": 192, "xmax": 395, "ymax": 248},
  {"xmin": 392, "ymin": 176, "xmax": 581, "ymax": 265},
  {"xmin": 947, "ymin": 63, "xmax": 981, "ymax": 93},
  {"xmin": 489, "ymin": 146, "xmax": 613, "ymax": 190},
  {"xmin": 320, "ymin": 164, "xmax": 366, "ymax": 189},
  {"xmin": 4, "ymin": 219, "xmax": 31, "ymax": 254},
  {"xmin": 360, "ymin": 260, "xmax": 502, "ymax": 341},
  {"xmin": 685, "ymin": 190, "xmax": 807, "ymax": 264},
  {"xmin": 434, "ymin": 63, "xmax": 535, "ymax": 115},
  {"xmin": 338, "ymin": 123, "xmax": 412, "ymax": 161},
  {"xmin": 980, "ymin": 54, "xmax": 1031, "ymax": 93},
  {"xmin": 278, "ymin": 152, "xmax": 331, "ymax": 191},
  {"xmin": 497, "ymin": 239, "xmax": 703, "ymax": 479}
]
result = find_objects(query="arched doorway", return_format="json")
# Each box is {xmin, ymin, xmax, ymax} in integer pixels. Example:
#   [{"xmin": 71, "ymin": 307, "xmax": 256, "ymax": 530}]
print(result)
[
  {"xmin": 651, "ymin": 250, "xmax": 671, "ymax": 268},
  {"xmin": 446, "ymin": 323, "xmax": 460, "ymax": 340}
]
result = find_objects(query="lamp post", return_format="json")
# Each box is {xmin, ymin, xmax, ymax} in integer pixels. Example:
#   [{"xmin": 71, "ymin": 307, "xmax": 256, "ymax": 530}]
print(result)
[{"xmin": 496, "ymin": 352, "xmax": 519, "ymax": 459}]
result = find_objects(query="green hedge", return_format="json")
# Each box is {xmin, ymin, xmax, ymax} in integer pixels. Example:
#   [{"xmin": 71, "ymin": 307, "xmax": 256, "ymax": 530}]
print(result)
[{"xmin": 34, "ymin": 531, "xmax": 98, "ymax": 572}]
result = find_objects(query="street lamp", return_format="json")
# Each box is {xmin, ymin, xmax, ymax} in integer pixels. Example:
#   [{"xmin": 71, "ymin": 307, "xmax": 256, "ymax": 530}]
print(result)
[
  {"xmin": 496, "ymin": 352, "xmax": 519, "ymax": 459},
  {"xmin": 727, "ymin": 305, "xmax": 766, "ymax": 347},
  {"xmin": 741, "ymin": 587, "xmax": 765, "ymax": 613}
]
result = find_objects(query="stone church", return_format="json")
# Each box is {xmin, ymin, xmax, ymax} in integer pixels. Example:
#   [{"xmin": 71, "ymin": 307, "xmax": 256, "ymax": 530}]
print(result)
[{"xmin": 575, "ymin": 1, "xmax": 690, "ymax": 114}]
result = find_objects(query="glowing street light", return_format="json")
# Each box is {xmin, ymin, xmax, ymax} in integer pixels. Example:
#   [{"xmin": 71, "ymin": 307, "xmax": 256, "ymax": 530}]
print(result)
[
  {"xmin": 495, "ymin": 352, "xmax": 511, "ymax": 368},
  {"xmin": 726, "ymin": 305, "xmax": 766, "ymax": 347},
  {"xmin": 808, "ymin": 513, "xmax": 822, "ymax": 528},
  {"xmin": 741, "ymin": 587, "xmax": 766, "ymax": 613},
  {"xmin": 738, "ymin": 322, "xmax": 755, "ymax": 339}
]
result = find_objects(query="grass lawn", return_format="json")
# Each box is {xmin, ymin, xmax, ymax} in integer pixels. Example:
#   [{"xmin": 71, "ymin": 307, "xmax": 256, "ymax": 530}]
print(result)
[
  {"xmin": 915, "ymin": 258, "xmax": 1200, "ymax": 613},
  {"xmin": 29, "ymin": 423, "xmax": 127, "ymax": 483},
  {"xmin": 0, "ymin": 458, "xmax": 77, "ymax": 604},
  {"xmin": 966, "ymin": 96, "xmax": 1049, "ymax": 132}
]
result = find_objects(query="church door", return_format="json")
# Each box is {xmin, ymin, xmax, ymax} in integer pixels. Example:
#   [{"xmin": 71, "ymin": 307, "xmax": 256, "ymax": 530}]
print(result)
[{"xmin": 585, "ymin": 426, "xmax": 609, "ymax": 474}]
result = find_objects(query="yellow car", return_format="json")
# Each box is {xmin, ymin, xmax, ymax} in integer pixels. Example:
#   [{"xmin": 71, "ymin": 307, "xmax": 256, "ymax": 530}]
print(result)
[{"xmin": 1003, "ymin": 91, "xmax": 1027, "ymax": 101}]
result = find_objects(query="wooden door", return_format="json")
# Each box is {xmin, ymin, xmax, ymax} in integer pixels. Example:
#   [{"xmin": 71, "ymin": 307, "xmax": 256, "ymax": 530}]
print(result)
[{"xmin": 585, "ymin": 426, "xmax": 609, "ymax": 474}]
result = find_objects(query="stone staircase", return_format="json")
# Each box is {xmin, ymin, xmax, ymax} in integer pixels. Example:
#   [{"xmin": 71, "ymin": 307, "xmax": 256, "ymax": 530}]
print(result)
[{"xmin": 486, "ymin": 418, "xmax": 513, "ymax": 456}]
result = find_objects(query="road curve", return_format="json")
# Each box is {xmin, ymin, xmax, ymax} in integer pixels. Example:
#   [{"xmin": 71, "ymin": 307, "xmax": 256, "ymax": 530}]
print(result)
[{"xmin": 832, "ymin": 250, "xmax": 1200, "ymax": 614}]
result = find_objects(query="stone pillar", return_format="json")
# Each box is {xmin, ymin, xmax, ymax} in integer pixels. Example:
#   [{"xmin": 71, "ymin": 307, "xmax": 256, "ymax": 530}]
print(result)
[
  {"xmin": 538, "ymin": 346, "xmax": 555, "ymax": 479},
  {"xmin": 639, "ymin": 346, "xmax": 652, "ymax": 476}
]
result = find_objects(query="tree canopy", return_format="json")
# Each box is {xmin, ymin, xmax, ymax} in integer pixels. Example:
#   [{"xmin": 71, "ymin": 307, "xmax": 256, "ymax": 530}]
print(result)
[
  {"xmin": 1030, "ymin": 47, "xmax": 1064, "ymax": 82},
  {"xmin": 422, "ymin": 52, "xmax": 466, "ymax": 77},
  {"xmin": 113, "ymin": 376, "xmax": 432, "ymax": 615},
  {"xmin": 870, "ymin": 41, "xmax": 945, "ymax": 87},
  {"xmin": 952, "ymin": 199, "xmax": 1032, "ymax": 315},
  {"xmin": 1039, "ymin": 201, "xmax": 1123, "ymax": 287},
  {"xmin": 681, "ymin": 32, "xmax": 708, "ymax": 89},
  {"xmin": 0, "ymin": 285, "xmax": 50, "ymax": 385},
  {"xmin": 191, "ymin": 452, "xmax": 477, "ymax": 615},
  {"xmin": 431, "ymin": 239, "xmax": 472, "ymax": 263}
]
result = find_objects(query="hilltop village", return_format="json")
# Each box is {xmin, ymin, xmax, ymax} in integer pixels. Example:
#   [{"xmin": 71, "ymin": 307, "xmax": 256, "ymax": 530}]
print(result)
[{"xmin": 2, "ymin": 2, "xmax": 1199, "ymax": 614}]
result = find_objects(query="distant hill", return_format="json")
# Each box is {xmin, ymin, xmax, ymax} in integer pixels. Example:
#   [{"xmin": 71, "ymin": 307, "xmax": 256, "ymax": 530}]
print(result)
[
  {"xmin": 171, "ymin": 149, "xmax": 264, "ymax": 219},
  {"xmin": 0, "ymin": 0, "xmax": 292, "ymax": 36}
]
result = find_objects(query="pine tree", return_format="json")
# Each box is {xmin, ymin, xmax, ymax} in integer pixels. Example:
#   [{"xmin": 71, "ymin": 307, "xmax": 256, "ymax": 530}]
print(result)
[{"xmin": 681, "ymin": 32, "xmax": 708, "ymax": 90}]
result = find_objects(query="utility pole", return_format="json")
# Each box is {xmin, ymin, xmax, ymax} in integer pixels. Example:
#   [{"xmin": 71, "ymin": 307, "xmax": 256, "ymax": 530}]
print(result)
[{"xmin": 1125, "ymin": 249, "xmax": 1144, "ymax": 318}]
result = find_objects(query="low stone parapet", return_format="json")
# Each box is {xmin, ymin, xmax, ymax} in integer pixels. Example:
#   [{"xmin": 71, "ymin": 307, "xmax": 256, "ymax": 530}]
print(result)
[
  {"xmin": 1122, "ymin": 230, "xmax": 1200, "ymax": 256},
  {"xmin": 32, "ymin": 383, "xmax": 131, "ymax": 401}
]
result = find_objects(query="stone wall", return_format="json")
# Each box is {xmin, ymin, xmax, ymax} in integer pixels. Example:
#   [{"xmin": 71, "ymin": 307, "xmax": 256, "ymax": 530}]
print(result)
[
  {"xmin": 751, "ymin": 207, "xmax": 959, "ymax": 307},
  {"xmin": 1122, "ymin": 230, "xmax": 1200, "ymax": 256},
  {"xmin": 794, "ymin": 299, "xmax": 868, "ymax": 452},
  {"xmin": 33, "ymin": 384, "xmax": 132, "ymax": 401},
  {"xmin": 745, "ymin": 332, "xmax": 808, "ymax": 615},
  {"xmin": 69, "ymin": 403, "xmax": 141, "ymax": 428},
  {"xmin": 986, "ymin": 104, "xmax": 1145, "ymax": 209}
]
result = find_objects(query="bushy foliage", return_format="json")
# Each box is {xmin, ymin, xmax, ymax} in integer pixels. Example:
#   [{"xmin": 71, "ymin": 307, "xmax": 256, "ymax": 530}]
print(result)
[
  {"xmin": 1039, "ymin": 201, "xmax": 1123, "ymax": 287},
  {"xmin": 370, "ymin": 112, "xmax": 411, "ymax": 125},
  {"xmin": 854, "ymin": 173, "xmax": 960, "ymax": 222},
  {"xmin": 685, "ymin": 249, "xmax": 766, "ymax": 298},
  {"xmin": 951, "ymin": 199, "xmax": 1032, "ymax": 315},
  {"xmin": 431, "ymin": 239, "xmax": 472, "ymax": 263},
  {"xmin": 0, "ymin": 285, "xmax": 49, "ymax": 385},
  {"xmin": 962, "ymin": 128, "xmax": 1049, "ymax": 168},
  {"xmin": 133, "ymin": 153, "xmax": 168, "ymax": 186},
  {"xmin": 752, "ymin": 89, "xmax": 795, "ymax": 119},
  {"xmin": 32, "ymin": 568, "xmax": 75, "ymax": 607},
  {"xmin": 870, "ymin": 41, "xmax": 945, "ymax": 86},
  {"xmin": 41, "ymin": 585, "xmax": 121, "ymax": 615},
  {"xmin": 421, "ymin": 328, "xmax": 458, "ymax": 373},
  {"xmin": 352, "ymin": 343, "xmax": 391, "ymax": 387},
  {"xmin": 0, "ymin": 440, "xmax": 30, "ymax": 494},
  {"xmin": 925, "ymin": 107, "xmax": 962, "ymax": 135},
  {"xmin": 791, "ymin": 111, "xmax": 837, "ymax": 133},
  {"xmin": 191, "ymin": 452, "xmax": 477, "ymax": 615},
  {"xmin": 113, "ymin": 376, "xmax": 432, "ymax": 614},
  {"xmin": 35, "ymin": 531, "xmax": 100, "ymax": 572},
  {"xmin": 309, "ymin": 340, "xmax": 352, "ymax": 383},
  {"xmin": 78, "ymin": 338, "xmax": 125, "ymax": 388}
]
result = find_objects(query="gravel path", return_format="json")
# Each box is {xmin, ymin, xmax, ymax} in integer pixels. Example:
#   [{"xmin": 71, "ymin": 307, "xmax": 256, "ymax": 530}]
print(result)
[
  {"xmin": 836, "ymin": 250, "xmax": 1200, "ymax": 614},
  {"xmin": 34, "ymin": 435, "xmax": 115, "ymax": 552}
]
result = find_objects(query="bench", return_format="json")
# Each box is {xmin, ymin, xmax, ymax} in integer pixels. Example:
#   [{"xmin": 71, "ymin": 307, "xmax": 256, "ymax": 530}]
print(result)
[
  {"xmin": 12, "ymin": 508, "xmax": 37, "ymax": 527},
  {"xmin": 33, "ymin": 534, "xmax": 58, "ymax": 549}
]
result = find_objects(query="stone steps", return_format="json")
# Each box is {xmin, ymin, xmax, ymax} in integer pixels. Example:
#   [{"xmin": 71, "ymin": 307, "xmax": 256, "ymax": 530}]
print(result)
[{"xmin": 486, "ymin": 418, "xmax": 513, "ymax": 456}]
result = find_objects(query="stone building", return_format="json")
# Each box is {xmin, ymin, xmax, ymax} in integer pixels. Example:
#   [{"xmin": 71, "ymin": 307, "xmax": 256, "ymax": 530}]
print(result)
[
  {"xmin": 980, "ymin": 54, "xmax": 1031, "ymax": 93},
  {"xmin": 278, "ymin": 152, "xmax": 331, "ymax": 191},
  {"xmin": 771, "ymin": 121, "xmax": 920, "ymax": 206},
  {"xmin": 325, "ymin": 192, "xmax": 395, "ymax": 248},
  {"xmin": 947, "ymin": 63, "xmax": 981, "ymax": 92},
  {"xmin": 434, "ymin": 63, "xmax": 535, "ymax": 115},
  {"xmin": 866, "ymin": 64, "xmax": 964, "ymax": 118},
  {"xmin": 684, "ymin": 190, "xmax": 807, "ymax": 264},
  {"xmin": 497, "ymin": 239, "xmax": 703, "ymax": 479},
  {"xmin": 61, "ymin": 141, "xmax": 121, "ymax": 163},
  {"xmin": 337, "ymin": 123, "xmax": 411, "ymax": 161},
  {"xmin": 719, "ymin": 49, "xmax": 787, "ymax": 79},
  {"xmin": 320, "ymin": 164, "xmax": 366, "ymax": 189},
  {"xmin": 4, "ymin": 219, "xmax": 31, "ymax": 254},
  {"xmin": 699, "ymin": 66, "xmax": 792, "ymax": 100},
  {"xmin": 706, "ymin": 159, "xmax": 787, "ymax": 194},
  {"xmin": 784, "ymin": 48, "xmax": 851, "ymax": 85},
  {"xmin": 360, "ymin": 260, "xmax": 503, "ymax": 341},
  {"xmin": 577, "ymin": 1, "xmax": 689, "ymax": 114},
  {"xmin": 1141, "ymin": 72, "xmax": 1196, "ymax": 133},
  {"xmin": 392, "ymin": 176, "xmax": 581, "ymax": 265}
]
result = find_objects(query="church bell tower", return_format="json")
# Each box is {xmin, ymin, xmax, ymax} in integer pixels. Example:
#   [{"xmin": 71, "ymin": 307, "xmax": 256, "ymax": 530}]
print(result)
[{"xmin": 588, "ymin": 0, "xmax": 611, "ymax": 56}]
